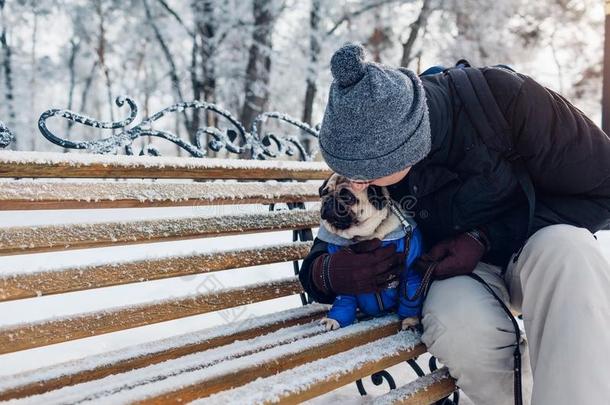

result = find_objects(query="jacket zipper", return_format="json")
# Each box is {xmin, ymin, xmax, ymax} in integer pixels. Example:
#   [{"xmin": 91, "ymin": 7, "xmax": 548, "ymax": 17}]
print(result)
[{"xmin": 375, "ymin": 292, "xmax": 385, "ymax": 311}]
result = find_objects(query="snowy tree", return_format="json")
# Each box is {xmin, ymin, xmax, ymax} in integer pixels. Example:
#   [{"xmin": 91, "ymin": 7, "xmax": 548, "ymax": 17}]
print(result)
[{"xmin": 0, "ymin": 0, "xmax": 603, "ymax": 152}]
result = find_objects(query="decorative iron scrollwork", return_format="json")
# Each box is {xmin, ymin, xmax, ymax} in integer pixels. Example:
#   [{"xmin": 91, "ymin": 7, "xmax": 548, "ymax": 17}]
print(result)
[
  {"xmin": 0, "ymin": 120, "xmax": 14, "ymax": 148},
  {"xmin": 354, "ymin": 356, "xmax": 459, "ymax": 404},
  {"xmin": 37, "ymin": 96, "xmax": 320, "ymax": 161},
  {"xmin": 356, "ymin": 369, "xmax": 397, "ymax": 395}
]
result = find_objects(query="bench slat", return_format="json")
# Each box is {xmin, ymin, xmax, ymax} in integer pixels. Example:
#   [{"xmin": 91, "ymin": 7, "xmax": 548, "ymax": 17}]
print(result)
[
  {"xmin": 0, "ymin": 181, "xmax": 320, "ymax": 210},
  {"xmin": 0, "ymin": 277, "xmax": 303, "ymax": 355},
  {"xmin": 202, "ymin": 330, "xmax": 426, "ymax": 405},
  {"xmin": 0, "ymin": 209, "xmax": 318, "ymax": 255},
  {"xmin": 0, "ymin": 241, "xmax": 313, "ymax": 301},
  {"xmin": 0, "ymin": 151, "xmax": 331, "ymax": 180},
  {"xmin": 0, "ymin": 303, "xmax": 330, "ymax": 401},
  {"xmin": 372, "ymin": 368, "xmax": 457, "ymax": 405}
]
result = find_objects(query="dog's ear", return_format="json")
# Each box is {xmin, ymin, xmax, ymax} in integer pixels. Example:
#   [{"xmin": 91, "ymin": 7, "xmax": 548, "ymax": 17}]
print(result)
[
  {"xmin": 318, "ymin": 176, "xmax": 331, "ymax": 197},
  {"xmin": 367, "ymin": 185, "xmax": 387, "ymax": 210},
  {"xmin": 338, "ymin": 187, "xmax": 357, "ymax": 206}
]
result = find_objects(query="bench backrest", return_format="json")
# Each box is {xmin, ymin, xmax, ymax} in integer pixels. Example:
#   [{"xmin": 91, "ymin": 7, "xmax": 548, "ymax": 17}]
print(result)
[{"xmin": 0, "ymin": 151, "xmax": 330, "ymax": 399}]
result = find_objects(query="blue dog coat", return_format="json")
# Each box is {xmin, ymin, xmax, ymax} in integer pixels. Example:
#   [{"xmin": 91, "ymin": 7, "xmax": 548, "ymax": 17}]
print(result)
[{"xmin": 318, "ymin": 222, "xmax": 424, "ymax": 327}]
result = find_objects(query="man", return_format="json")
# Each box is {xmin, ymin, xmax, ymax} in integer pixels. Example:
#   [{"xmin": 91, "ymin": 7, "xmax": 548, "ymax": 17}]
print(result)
[{"xmin": 298, "ymin": 43, "xmax": 610, "ymax": 405}]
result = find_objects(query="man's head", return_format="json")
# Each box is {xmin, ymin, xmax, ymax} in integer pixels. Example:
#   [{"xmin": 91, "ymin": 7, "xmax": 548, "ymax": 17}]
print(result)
[
  {"xmin": 318, "ymin": 42, "xmax": 431, "ymax": 181},
  {"xmin": 349, "ymin": 166, "xmax": 412, "ymax": 192}
]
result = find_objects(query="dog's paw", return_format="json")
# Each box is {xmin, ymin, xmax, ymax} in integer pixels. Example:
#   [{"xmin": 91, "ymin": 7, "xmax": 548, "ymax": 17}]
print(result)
[
  {"xmin": 319, "ymin": 317, "xmax": 341, "ymax": 331},
  {"xmin": 401, "ymin": 317, "xmax": 420, "ymax": 331}
]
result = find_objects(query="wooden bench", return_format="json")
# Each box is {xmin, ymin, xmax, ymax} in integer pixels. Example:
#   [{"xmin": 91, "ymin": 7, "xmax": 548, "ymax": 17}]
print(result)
[{"xmin": 0, "ymin": 151, "xmax": 457, "ymax": 404}]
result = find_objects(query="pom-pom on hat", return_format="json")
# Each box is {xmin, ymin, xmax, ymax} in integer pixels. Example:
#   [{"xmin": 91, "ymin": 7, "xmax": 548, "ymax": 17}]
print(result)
[{"xmin": 319, "ymin": 42, "xmax": 431, "ymax": 180}]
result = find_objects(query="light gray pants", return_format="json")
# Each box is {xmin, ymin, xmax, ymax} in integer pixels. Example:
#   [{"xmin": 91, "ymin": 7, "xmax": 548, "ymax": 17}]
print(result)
[{"xmin": 421, "ymin": 225, "xmax": 610, "ymax": 405}]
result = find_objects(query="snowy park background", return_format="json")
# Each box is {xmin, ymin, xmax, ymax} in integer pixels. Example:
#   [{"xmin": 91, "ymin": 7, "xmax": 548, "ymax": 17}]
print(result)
[
  {"xmin": 0, "ymin": 0, "xmax": 609, "ymax": 403},
  {"xmin": 0, "ymin": 0, "xmax": 605, "ymax": 153}
]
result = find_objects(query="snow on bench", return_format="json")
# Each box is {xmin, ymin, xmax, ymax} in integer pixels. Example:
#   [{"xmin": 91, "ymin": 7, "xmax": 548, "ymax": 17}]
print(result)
[
  {"xmin": 5, "ymin": 314, "xmax": 405, "ymax": 404},
  {"xmin": 0, "ymin": 303, "xmax": 330, "ymax": 401},
  {"xmin": 0, "ymin": 151, "xmax": 331, "ymax": 180},
  {"xmin": 202, "ymin": 328, "xmax": 425, "ymax": 405},
  {"xmin": 371, "ymin": 368, "xmax": 456, "ymax": 405},
  {"xmin": 0, "ymin": 276, "xmax": 304, "ymax": 355},
  {"xmin": 0, "ymin": 241, "xmax": 313, "ymax": 301},
  {"xmin": 0, "ymin": 208, "xmax": 318, "ymax": 255},
  {"xmin": 0, "ymin": 180, "xmax": 321, "ymax": 209}
]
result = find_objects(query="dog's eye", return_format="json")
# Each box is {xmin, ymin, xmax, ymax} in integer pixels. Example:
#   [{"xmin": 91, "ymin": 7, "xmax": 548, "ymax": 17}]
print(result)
[
  {"xmin": 367, "ymin": 186, "xmax": 387, "ymax": 209},
  {"xmin": 338, "ymin": 188, "xmax": 357, "ymax": 205}
]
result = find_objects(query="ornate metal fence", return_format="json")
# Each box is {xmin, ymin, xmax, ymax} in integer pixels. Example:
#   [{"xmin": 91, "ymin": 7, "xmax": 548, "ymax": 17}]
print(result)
[{"xmin": 0, "ymin": 98, "xmax": 458, "ymax": 404}]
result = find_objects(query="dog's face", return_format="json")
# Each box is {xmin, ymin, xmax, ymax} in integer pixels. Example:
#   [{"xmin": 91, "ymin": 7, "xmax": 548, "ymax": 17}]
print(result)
[{"xmin": 319, "ymin": 173, "xmax": 389, "ymax": 240}]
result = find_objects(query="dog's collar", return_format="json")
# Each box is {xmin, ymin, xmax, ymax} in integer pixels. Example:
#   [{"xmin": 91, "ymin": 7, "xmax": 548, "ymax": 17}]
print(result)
[
  {"xmin": 385, "ymin": 198, "xmax": 415, "ymax": 238},
  {"xmin": 317, "ymin": 223, "xmax": 407, "ymax": 246}
]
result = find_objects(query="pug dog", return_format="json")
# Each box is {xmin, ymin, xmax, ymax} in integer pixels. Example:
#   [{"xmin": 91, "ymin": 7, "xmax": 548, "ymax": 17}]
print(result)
[
  {"xmin": 317, "ymin": 173, "xmax": 424, "ymax": 332},
  {"xmin": 319, "ymin": 173, "xmax": 401, "ymax": 242}
]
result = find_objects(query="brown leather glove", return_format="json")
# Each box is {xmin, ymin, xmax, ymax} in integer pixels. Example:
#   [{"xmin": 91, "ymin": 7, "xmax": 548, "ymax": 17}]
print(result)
[
  {"xmin": 419, "ymin": 229, "xmax": 490, "ymax": 279},
  {"xmin": 311, "ymin": 238, "xmax": 406, "ymax": 295}
]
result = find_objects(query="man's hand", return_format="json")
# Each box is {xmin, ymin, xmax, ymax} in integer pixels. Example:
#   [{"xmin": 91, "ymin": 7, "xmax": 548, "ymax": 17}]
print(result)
[
  {"xmin": 311, "ymin": 238, "xmax": 406, "ymax": 295},
  {"xmin": 419, "ymin": 229, "xmax": 489, "ymax": 279}
]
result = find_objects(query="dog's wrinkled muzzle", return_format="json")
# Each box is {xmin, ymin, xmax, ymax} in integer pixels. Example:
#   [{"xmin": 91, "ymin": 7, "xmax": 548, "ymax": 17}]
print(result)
[{"xmin": 321, "ymin": 197, "xmax": 356, "ymax": 230}]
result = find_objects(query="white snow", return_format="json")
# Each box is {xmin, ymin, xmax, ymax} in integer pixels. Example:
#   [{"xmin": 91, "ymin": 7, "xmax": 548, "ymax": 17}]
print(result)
[
  {"xmin": 0, "ymin": 240, "xmax": 312, "ymax": 278},
  {"xmin": 0, "ymin": 151, "xmax": 330, "ymax": 173},
  {"xmin": 201, "ymin": 328, "xmax": 421, "ymax": 405},
  {"xmin": 0, "ymin": 208, "xmax": 319, "ymax": 254},
  {"xmin": 0, "ymin": 275, "xmax": 302, "ymax": 343},
  {"xmin": 0, "ymin": 303, "xmax": 330, "ymax": 394},
  {"xmin": 4, "ymin": 315, "xmax": 401, "ymax": 404},
  {"xmin": 0, "ymin": 179, "xmax": 320, "ymax": 205}
]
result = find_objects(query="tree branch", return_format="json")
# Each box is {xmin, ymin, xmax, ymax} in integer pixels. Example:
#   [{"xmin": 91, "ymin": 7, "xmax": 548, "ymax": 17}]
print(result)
[
  {"xmin": 143, "ymin": 0, "xmax": 191, "ymax": 131},
  {"xmin": 155, "ymin": 0, "xmax": 194, "ymax": 37},
  {"xmin": 326, "ymin": 0, "xmax": 407, "ymax": 37},
  {"xmin": 401, "ymin": 0, "xmax": 433, "ymax": 67}
]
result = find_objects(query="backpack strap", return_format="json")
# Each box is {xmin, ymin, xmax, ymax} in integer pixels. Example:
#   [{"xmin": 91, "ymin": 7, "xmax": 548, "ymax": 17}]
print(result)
[
  {"xmin": 446, "ymin": 68, "xmax": 512, "ymax": 153},
  {"xmin": 446, "ymin": 67, "xmax": 536, "ymax": 237}
]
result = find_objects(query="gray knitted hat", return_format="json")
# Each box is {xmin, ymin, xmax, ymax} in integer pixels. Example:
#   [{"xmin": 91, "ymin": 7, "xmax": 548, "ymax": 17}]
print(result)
[{"xmin": 319, "ymin": 43, "xmax": 431, "ymax": 180}]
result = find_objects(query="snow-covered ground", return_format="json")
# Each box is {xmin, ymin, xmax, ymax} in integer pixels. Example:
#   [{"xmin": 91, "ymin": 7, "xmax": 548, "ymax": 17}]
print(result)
[{"xmin": 0, "ymin": 204, "xmax": 608, "ymax": 403}]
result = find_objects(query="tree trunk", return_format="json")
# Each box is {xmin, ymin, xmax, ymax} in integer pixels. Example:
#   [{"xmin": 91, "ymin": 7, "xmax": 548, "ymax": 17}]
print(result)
[
  {"xmin": 191, "ymin": 0, "xmax": 218, "ymax": 154},
  {"xmin": 190, "ymin": 30, "xmax": 201, "ymax": 135},
  {"xmin": 454, "ymin": 3, "xmax": 488, "ymax": 63},
  {"xmin": 95, "ymin": 0, "xmax": 117, "ymax": 138},
  {"xmin": 367, "ymin": 9, "xmax": 388, "ymax": 63},
  {"xmin": 66, "ymin": 38, "xmax": 81, "ymax": 151},
  {"xmin": 143, "ymin": 0, "xmax": 191, "ymax": 139},
  {"xmin": 29, "ymin": 9, "xmax": 38, "ymax": 150},
  {"xmin": 80, "ymin": 61, "xmax": 98, "ymax": 115},
  {"xmin": 0, "ymin": 0, "xmax": 17, "ymax": 150},
  {"xmin": 200, "ymin": 1, "xmax": 217, "ymax": 119},
  {"xmin": 400, "ymin": 0, "xmax": 432, "ymax": 68},
  {"xmin": 241, "ymin": 0, "xmax": 278, "ymax": 133},
  {"xmin": 302, "ymin": 0, "xmax": 321, "ymax": 126}
]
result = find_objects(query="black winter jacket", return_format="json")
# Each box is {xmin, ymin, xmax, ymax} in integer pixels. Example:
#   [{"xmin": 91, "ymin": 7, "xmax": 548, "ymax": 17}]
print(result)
[{"xmin": 300, "ymin": 67, "xmax": 610, "ymax": 305}]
